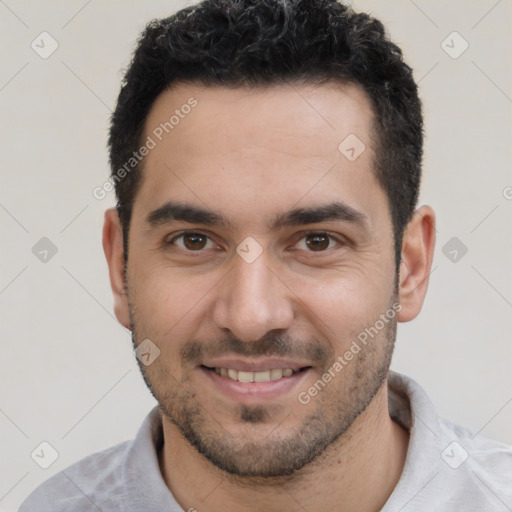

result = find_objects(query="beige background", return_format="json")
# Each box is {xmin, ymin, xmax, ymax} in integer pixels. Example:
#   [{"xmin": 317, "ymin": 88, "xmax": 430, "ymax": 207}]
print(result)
[{"xmin": 1, "ymin": 1, "xmax": 511, "ymax": 510}]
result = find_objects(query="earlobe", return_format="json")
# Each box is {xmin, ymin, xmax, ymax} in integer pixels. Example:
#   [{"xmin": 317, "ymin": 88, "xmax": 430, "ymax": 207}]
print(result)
[
  {"xmin": 397, "ymin": 205, "xmax": 436, "ymax": 323},
  {"xmin": 102, "ymin": 208, "xmax": 132, "ymax": 329}
]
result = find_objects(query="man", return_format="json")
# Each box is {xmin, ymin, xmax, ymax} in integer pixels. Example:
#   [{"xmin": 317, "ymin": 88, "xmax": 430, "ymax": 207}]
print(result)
[{"xmin": 19, "ymin": 0, "xmax": 512, "ymax": 510}]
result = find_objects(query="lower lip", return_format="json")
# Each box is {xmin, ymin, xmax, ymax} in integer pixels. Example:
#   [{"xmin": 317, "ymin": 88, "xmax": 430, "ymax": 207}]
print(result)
[{"xmin": 199, "ymin": 367, "xmax": 312, "ymax": 402}]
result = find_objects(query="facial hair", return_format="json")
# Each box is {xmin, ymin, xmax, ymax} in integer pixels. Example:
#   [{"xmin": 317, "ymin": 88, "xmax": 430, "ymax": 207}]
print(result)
[{"xmin": 130, "ymin": 293, "xmax": 398, "ymax": 479}]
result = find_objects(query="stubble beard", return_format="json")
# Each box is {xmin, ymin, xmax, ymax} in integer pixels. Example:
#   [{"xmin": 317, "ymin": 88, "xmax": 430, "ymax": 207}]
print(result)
[{"xmin": 130, "ymin": 300, "xmax": 397, "ymax": 479}]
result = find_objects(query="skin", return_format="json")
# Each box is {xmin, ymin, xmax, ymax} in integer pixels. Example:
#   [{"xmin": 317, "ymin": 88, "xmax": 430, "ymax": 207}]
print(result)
[{"xmin": 103, "ymin": 81, "xmax": 436, "ymax": 512}]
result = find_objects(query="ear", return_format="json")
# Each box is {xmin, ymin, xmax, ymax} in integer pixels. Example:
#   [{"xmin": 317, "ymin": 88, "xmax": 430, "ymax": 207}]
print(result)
[
  {"xmin": 102, "ymin": 208, "xmax": 131, "ymax": 329},
  {"xmin": 397, "ymin": 205, "xmax": 436, "ymax": 322}
]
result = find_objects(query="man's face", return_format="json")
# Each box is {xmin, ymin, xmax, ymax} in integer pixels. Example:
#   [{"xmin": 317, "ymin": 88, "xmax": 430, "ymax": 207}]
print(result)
[{"xmin": 125, "ymin": 82, "xmax": 398, "ymax": 477}]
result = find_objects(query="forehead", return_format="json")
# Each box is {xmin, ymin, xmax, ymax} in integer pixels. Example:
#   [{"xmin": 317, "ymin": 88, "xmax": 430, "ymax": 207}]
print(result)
[
  {"xmin": 144, "ymin": 80, "xmax": 374, "ymax": 158},
  {"xmin": 134, "ymin": 81, "xmax": 385, "ymax": 231}
]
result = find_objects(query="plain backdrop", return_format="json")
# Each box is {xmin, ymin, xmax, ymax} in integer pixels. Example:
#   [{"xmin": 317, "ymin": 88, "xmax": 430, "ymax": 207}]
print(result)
[{"xmin": 1, "ymin": 1, "xmax": 511, "ymax": 510}]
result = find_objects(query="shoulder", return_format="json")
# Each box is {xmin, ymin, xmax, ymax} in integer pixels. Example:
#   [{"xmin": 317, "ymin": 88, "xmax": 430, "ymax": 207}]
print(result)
[
  {"xmin": 439, "ymin": 416, "xmax": 512, "ymax": 480},
  {"xmin": 429, "ymin": 418, "xmax": 512, "ymax": 510},
  {"xmin": 18, "ymin": 407, "xmax": 166, "ymax": 512},
  {"xmin": 18, "ymin": 440, "xmax": 131, "ymax": 512},
  {"xmin": 387, "ymin": 372, "xmax": 512, "ymax": 510}
]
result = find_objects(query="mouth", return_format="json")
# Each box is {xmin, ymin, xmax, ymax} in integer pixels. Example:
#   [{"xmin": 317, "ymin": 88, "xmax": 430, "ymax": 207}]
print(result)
[
  {"xmin": 199, "ymin": 362, "xmax": 313, "ymax": 402},
  {"xmin": 202, "ymin": 365, "xmax": 309, "ymax": 383}
]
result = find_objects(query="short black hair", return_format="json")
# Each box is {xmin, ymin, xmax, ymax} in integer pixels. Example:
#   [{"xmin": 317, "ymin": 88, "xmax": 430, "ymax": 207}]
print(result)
[{"xmin": 108, "ymin": 0, "xmax": 423, "ymax": 270}]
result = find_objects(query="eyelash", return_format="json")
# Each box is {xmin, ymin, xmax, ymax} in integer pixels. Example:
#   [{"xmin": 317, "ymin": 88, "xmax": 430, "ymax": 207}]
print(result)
[{"xmin": 165, "ymin": 230, "xmax": 345, "ymax": 253}]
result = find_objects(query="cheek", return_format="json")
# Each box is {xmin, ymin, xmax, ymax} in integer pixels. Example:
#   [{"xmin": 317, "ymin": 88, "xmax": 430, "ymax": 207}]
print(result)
[
  {"xmin": 129, "ymin": 262, "xmax": 219, "ymax": 336},
  {"xmin": 291, "ymin": 267, "xmax": 394, "ymax": 351},
  {"xmin": 128, "ymin": 267, "xmax": 215, "ymax": 384}
]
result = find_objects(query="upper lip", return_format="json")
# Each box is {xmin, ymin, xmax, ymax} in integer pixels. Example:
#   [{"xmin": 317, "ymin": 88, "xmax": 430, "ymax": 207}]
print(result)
[{"xmin": 200, "ymin": 358, "xmax": 311, "ymax": 373}]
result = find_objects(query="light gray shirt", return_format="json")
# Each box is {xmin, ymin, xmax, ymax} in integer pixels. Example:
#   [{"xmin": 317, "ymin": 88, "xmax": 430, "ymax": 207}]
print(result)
[{"xmin": 19, "ymin": 371, "xmax": 512, "ymax": 511}]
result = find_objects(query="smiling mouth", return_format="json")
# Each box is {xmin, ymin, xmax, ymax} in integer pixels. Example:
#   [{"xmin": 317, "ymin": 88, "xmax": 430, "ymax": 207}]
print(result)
[{"xmin": 201, "ymin": 365, "xmax": 311, "ymax": 383}]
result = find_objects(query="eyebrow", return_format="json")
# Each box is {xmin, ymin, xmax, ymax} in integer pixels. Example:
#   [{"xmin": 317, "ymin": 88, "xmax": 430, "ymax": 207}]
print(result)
[
  {"xmin": 270, "ymin": 202, "xmax": 368, "ymax": 230},
  {"xmin": 146, "ymin": 202, "xmax": 232, "ymax": 229},
  {"xmin": 145, "ymin": 201, "xmax": 368, "ymax": 231}
]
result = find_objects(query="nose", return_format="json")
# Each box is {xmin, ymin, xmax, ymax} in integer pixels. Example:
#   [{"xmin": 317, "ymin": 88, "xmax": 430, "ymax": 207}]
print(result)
[{"xmin": 212, "ymin": 254, "xmax": 295, "ymax": 342}]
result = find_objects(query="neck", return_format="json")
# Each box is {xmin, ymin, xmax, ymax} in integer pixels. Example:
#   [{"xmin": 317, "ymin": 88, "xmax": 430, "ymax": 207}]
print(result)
[{"xmin": 159, "ymin": 379, "xmax": 409, "ymax": 512}]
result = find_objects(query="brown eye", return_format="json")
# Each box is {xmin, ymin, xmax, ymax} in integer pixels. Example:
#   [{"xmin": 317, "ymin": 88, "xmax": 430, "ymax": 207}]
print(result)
[
  {"xmin": 182, "ymin": 233, "xmax": 208, "ymax": 250},
  {"xmin": 168, "ymin": 232, "xmax": 215, "ymax": 251},
  {"xmin": 305, "ymin": 233, "xmax": 331, "ymax": 251}
]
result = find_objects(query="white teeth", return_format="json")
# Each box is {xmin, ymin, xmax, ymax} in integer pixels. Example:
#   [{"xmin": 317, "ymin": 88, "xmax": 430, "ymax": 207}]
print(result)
[
  {"xmin": 270, "ymin": 368, "xmax": 283, "ymax": 380},
  {"xmin": 238, "ymin": 371, "xmax": 254, "ymax": 383},
  {"xmin": 214, "ymin": 367, "xmax": 297, "ymax": 383},
  {"xmin": 254, "ymin": 370, "xmax": 270, "ymax": 382}
]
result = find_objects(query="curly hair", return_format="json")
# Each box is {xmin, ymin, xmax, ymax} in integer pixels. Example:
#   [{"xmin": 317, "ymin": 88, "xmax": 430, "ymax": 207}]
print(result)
[{"xmin": 108, "ymin": 0, "xmax": 423, "ymax": 270}]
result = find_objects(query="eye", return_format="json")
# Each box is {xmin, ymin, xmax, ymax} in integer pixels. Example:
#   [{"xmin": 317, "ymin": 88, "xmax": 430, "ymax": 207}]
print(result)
[
  {"xmin": 295, "ymin": 232, "xmax": 341, "ymax": 252},
  {"xmin": 167, "ymin": 232, "xmax": 216, "ymax": 251}
]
